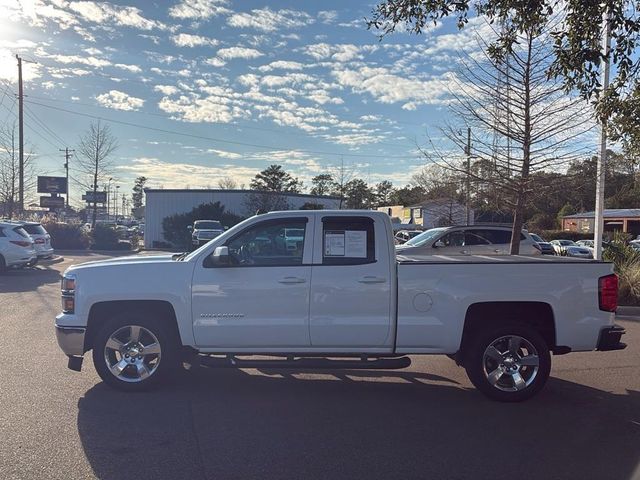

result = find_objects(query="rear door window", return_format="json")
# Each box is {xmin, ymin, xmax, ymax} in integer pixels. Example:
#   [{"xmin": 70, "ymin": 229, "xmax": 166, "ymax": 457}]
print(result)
[
  {"xmin": 22, "ymin": 224, "xmax": 47, "ymax": 235},
  {"xmin": 321, "ymin": 216, "xmax": 375, "ymax": 265}
]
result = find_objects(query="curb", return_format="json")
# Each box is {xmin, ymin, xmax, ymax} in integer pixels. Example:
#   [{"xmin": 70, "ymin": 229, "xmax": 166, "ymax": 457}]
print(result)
[
  {"xmin": 616, "ymin": 306, "xmax": 640, "ymax": 321},
  {"xmin": 38, "ymin": 255, "xmax": 65, "ymax": 265}
]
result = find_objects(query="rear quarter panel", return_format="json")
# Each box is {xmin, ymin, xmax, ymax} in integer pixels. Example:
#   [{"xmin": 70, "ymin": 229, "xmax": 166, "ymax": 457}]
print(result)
[{"xmin": 396, "ymin": 261, "xmax": 615, "ymax": 354}]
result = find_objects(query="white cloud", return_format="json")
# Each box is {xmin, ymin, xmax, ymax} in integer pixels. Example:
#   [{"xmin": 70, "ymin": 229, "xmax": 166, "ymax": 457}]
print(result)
[
  {"xmin": 154, "ymin": 85, "xmax": 179, "ymax": 95},
  {"xmin": 318, "ymin": 11, "xmax": 338, "ymax": 24},
  {"xmin": 216, "ymin": 47, "xmax": 263, "ymax": 60},
  {"xmin": 117, "ymin": 157, "xmax": 256, "ymax": 189},
  {"xmin": 168, "ymin": 0, "xmax": 230, "ymax": 19},
  {"xmin": 96, "ymin": 90, "xmax": 145, "ymax": 111},
  {"xmin": 115, "ymin": 63, "xmax": 143, "ymax": 73},
  {"xmin": 171, "ymin": 33, "xmax": 219, "ymax": 47},
  {"xmin": 258, "ymin": 60, "xmax": 305, "ymax": 72},
  {"xmin": 227, "ymin": 8, "xmax": 313, "ymax": 32},
  {"xmin": 334, "ymin": 66, "xmax": 452, "ymax": 108},
  {"xmin": 67, "ymin": 1, "xmax": 166, "ymax": 30},
  {"xmin": 47, "ymin": 54, "xmax": 111, "ymax": 68},
  {"xmin": 207, "ymin": 148, "xmax": 242, "ymax": 159},
  {"xmin": 205, "ymin": 57, "xmax": 226, "ymax": 67},
  {"xmin": 302, "ymin": 43, "xmax": 375, "ymax": 62}
]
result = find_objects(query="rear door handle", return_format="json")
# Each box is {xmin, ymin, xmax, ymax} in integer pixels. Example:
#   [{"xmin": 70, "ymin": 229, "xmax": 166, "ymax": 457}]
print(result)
[
  {"xmin": 278, "ymin": 276, "xmax": 306, "ymax": 284},
  {"xmin": 358, "ymin": 276, "xmax": 386, "ymax": 284}
]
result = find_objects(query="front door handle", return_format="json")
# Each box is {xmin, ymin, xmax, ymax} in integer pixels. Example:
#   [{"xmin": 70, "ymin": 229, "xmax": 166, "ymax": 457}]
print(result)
[
  {"xmin": 358, "ymin": 276, "xmax": 386, "ymax": 284},
  {"xmin": 278, "ymin": 276, "xmax": 306, "ymax": 284}
]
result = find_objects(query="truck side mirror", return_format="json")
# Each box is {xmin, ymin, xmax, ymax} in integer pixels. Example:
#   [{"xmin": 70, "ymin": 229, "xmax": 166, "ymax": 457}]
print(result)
[{"xmin": 209, "ymin": 246, "xmax": 230, "ymax": 266}]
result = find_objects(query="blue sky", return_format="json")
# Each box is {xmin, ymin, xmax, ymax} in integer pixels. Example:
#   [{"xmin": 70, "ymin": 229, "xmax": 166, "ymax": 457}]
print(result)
[{"xmin": 0, "ymin": 0, "xmax": 497, "ymax": 205}]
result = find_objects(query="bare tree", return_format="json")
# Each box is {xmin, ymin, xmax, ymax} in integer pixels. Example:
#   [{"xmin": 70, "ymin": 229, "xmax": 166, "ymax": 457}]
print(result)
[
  {"xmin": 217, "ymin": 177, "xmax": 239, "ymax": 190},
  {"xmin": 0, "ymin": 123, "xmax": 37, "ymax": 218},
  {"xmin": 328, "ymin": 157, "xmax": 356, "ymax": 209},
  {"xmin": 424, "ymin": 24, "xmax": 593, "ymax": 253},
  {"xmin": 77, "ymin": 122, "xmax": 117, "ymax": 228}
]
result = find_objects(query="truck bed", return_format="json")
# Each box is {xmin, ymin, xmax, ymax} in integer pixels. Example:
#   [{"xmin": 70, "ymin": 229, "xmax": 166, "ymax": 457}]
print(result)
[{"xmin": 396, "ymin": 253, "xmax": 604, "ymax": 264}]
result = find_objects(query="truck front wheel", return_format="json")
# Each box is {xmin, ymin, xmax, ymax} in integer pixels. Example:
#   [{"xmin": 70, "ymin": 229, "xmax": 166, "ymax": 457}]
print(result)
[
  {"xmin": 464, "ymin": 324, "xmax": 551, "ymax": 402},
  {"xmin": 92, "ymin": 313, "xmax": 179, "ymax": 391}
]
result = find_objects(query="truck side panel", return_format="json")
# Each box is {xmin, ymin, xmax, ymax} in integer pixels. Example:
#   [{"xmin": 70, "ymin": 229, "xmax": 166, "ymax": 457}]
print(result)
[{"xmin": 395, "ymin": 262, "xmax": 615, "ymax": 354}]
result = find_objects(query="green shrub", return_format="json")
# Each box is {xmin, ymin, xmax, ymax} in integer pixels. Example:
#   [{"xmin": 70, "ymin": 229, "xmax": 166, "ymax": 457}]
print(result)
[
  {"xmin": 603, "ymin": 233, "xmax": 640, "ymax": 305},
  {"xmin": 91, "ymin": 224, "xmax": 124, "ymax": 250},
  {"xmin": 162, "ymin": 202, "xmax": 242, "ymax": 250},
  {"xmin": 43, "ymin": 222, "xmax": 90, "ymax": 250}
]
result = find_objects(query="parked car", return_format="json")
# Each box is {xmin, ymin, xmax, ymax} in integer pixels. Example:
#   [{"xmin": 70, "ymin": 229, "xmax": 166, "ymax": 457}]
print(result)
[
  {"xmin": 0, "ymin": 221, "xmax": 37, "ymax": 271},
  {"xmin": 530, "ymin": 233, "xmax": 555, "ymax": 255},
  {"xmin": 189, "ymin": 220, "xmax": 225, "ymax": 247},
  {"xmin": 550, "ymin": 240, "xmax": 593, "ymax": 258},
  {"xmin": 18, "ymin": 221, "xmax": 54, "ymax": 259},
  {"xmin": 576, "ymin": 239, "xmax": 594, "ymax": 248},
  {"xmin": 55, "ymin": 210, "xmax": 626, "ymax": 402},
  {"xmin": 395, "ymin": 229, "xmax": 422, "ymax": 245},
  {"xmin": 396, "ymin": 225, "xmax": 541, "ymax": 256}
]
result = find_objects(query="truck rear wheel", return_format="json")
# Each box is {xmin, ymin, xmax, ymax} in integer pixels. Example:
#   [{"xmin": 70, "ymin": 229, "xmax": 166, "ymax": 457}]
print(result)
[
  {"xmin": 92, "ymin": 313, "xmax": 179, "ymax": 392},
  {"xmin": 464, "ymin": 324, "xmax": 551, "ymax": 402}
]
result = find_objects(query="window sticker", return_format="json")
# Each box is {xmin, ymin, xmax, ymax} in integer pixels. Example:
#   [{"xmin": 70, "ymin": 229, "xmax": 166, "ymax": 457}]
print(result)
[
  {"xmin": 345, "ymin": 230, "xmax": 367, "ymax": 258},
  {"xmin": 324, "ymin": 231, "xmax": 345, "ymax": 256}
]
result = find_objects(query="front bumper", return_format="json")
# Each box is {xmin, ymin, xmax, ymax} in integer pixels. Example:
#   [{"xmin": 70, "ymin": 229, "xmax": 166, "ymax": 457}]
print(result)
[
  {"xmin": 55, "ymin": 324, "xmax": 86, "ymax": 356},
  {"xmin": 596, "ymin": 325, "xmax": 627, "ymax": 351}
]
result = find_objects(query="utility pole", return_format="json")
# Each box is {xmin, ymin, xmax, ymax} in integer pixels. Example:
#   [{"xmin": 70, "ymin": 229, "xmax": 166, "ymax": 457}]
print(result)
[
  {"xmin": 465, "ymin": 127, "xmax": 471, "ymax": 225},
  {"xmin": 594, "ymin": 8, "xmax": 611, "ymax": 260},
  {"xmin": 16, "ymin": 55, "xmax": 24, "ymax": 214},
  {"xmin": 59, "ymin": 148, "xmax": 74, "ymax": 209}
]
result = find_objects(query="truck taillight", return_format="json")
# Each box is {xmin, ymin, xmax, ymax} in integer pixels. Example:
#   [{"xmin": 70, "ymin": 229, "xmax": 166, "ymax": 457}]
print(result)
[{"xmin": 598, "ymin": 274, "xmax": 618, "ymax": 312}]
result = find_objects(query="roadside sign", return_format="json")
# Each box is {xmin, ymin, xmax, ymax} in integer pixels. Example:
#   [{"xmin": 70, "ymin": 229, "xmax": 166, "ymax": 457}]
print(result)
[
  {"xmin": 82, "ymin": 191, "xmax": 107, "ymax": 203},
  {"xmin": 37, "ymin": 176, "xmax": 67, "ymax": 194},
  {"xmin": 40, "ymin": 196, "xmax": 65, "ymax": 208}
]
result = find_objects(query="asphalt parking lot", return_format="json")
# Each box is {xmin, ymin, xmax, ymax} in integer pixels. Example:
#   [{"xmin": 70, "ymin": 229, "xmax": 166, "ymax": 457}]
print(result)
[{"xmin": 0, "ymin": 252, "xmax": 639, "ymax": 480}]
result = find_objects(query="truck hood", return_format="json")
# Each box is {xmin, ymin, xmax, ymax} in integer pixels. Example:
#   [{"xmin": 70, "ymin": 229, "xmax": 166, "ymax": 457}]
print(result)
[{"xmin": 68, "ymin": 254, "xmax": 176, "ymax": 270}]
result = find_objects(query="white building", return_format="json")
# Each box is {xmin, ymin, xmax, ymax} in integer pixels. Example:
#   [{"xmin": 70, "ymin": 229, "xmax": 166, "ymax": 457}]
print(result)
[{"xmin": 144, "ymin": 188, "xmax": 341, "ymax": 248}]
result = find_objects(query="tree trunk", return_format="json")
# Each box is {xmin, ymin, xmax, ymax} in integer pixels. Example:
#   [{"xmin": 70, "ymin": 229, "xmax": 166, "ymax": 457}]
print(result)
[
  {"xmin": 509, "ymin": 33, "xmax": 533, "ymax": 255},
  {"xmin": 91, "ymin": 161, "xmax": 98, "ymax": 228}
]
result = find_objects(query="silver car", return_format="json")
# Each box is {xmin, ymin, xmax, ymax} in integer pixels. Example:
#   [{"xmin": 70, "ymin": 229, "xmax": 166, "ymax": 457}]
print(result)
[
  {"xmin": 18, "ymin": 222, "xmax": 54, "ymax": 259},
  {"xmin": 396, "ymin": 225, "xmax": 541, "ymax": 256},
  {"xmin": 550, "ymin": 240, "xmax": 593, "ymax": 258}
]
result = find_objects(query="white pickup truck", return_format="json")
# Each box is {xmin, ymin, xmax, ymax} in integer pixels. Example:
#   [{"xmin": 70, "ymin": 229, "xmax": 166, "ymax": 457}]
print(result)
[{"xmin": 55, "ymin": 210, "xmax": 626, "ymax": 402}]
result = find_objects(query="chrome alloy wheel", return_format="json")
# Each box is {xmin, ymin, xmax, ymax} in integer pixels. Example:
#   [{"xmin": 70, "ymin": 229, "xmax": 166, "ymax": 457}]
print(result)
[
  {"xmin": 103, "ymin": 325, "xmax": 162, "ymax": 383},
  {"xmin": 482, "ymin": 335, "xmax": 540, "ymax": 392}
]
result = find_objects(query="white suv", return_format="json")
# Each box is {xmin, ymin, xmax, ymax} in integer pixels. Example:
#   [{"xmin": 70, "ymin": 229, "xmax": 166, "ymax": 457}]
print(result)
[
  {"xmin": 0, "ymin": 221, "xmax": 37, "ymax": 271},
  {"xmin": 18, "ymin": 222, "xmax": 54, "ymax": 259},
  {"xmin": 396, "ymin": 225, "xmax": 541, "ymax": 256}
]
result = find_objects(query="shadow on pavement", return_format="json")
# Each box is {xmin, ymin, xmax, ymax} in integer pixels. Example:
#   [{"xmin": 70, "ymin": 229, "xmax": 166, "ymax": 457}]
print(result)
[
  {"xmin": 77, "ymin": 367, "xmax": 640, "ymax": 480},
  {"xmin": 0, "ymin": 265, "xmax": 62, "ymax": 293}
]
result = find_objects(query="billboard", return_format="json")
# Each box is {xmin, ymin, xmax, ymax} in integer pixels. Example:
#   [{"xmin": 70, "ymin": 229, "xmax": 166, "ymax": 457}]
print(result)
[
  {"xmin": 83, "ymin": 191, "xmax": 107, "ymax": 203},
  {"xmin": 40, "ymin": 196, "xmax": 65, "ymax": 208},
  {"xmin": 37, "ymin": 176, "xmax": 67, "ymax": 194}
]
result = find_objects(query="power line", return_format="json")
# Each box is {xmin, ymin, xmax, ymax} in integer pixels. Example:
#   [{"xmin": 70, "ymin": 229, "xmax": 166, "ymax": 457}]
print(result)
[
  {"xmin": 25, "ymin": 99, "xmax": 419, "ymax": 160},
  {"xmin": 24, "ymin": 103, "xmax": 67, "ymax": 145}
]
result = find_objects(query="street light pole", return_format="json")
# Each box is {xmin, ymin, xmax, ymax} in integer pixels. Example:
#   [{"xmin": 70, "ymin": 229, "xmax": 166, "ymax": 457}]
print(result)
[{"xmin": 594, "ymin": 7, "xmax": 611, "ymax": 260}]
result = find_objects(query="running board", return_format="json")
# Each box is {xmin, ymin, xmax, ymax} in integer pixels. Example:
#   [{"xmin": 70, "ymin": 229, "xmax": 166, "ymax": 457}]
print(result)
[{"xmin": 198, "ymin": 355, "xmax": 411, "ymax": 370}]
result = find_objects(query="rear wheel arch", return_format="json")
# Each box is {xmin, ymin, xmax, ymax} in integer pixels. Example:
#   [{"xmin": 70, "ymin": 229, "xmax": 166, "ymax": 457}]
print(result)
[
  {"xmin": 457, "ymin": 302, "xmax": 556, "ymax": 365},
  {"xmin": 85, "ymin": 300, "xmax": 182, "ymax": 352}
]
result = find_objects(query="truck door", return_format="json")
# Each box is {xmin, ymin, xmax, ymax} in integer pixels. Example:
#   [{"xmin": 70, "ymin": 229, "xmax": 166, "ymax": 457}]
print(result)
[
  {"xmin": 191, "ymin": 216, "xmax": 313, "ymax": 348},
  {"xmin": 309, "ymin": 215, "xmax": 393, "ymax": 349}
]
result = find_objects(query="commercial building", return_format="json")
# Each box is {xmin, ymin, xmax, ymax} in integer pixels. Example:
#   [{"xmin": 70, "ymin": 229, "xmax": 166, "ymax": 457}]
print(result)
[
  {"xmin": 144, "ymin": 188, "xmax": 341, "ymax": 248},
  {"xmin": 562, "ymin": 209, "xmax": 640, "ymax": 236},
  {"xmin": 378, "ymin": 198, "xmax": 473, "ymax": 230}
]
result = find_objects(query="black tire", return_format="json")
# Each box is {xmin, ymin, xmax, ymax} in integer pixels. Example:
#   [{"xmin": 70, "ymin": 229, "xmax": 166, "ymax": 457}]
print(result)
[
  {"xmin": 92, "ymin": 312, "xmax": 180, "ymax": 392},
  {"xmin": 464, "ymin": 324, "xmax": 551, "ymax": 402}
]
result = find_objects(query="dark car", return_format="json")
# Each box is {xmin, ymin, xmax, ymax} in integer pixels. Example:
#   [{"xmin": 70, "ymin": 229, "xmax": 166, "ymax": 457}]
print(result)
[{"xmin": 530, "ymin": 233, "xmax": 555, "ymax": 255}]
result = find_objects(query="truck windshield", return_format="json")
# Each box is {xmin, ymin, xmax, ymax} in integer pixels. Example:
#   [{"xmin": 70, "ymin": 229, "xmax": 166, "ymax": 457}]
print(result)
[
  {"xmin": 404, "ymin": 227, "xmax": 447, "ymax": 247},
  {"xmin": 195, "ymin": 221, "xmax": 222, "ymax": 230}
]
